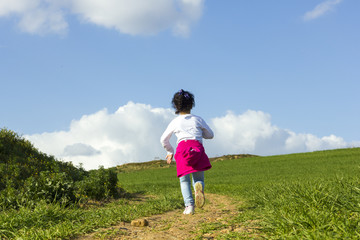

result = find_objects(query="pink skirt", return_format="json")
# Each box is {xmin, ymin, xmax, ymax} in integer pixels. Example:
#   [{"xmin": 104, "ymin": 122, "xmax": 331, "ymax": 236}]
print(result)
[{"xmin": 174, "ymin": 140, "xmax": 212, "ymax": 178}]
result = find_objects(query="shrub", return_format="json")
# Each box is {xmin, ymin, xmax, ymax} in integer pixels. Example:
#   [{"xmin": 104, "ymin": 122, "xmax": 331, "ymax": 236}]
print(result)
[
  {"xmin": 0, "ymin": 128, "xmax": 123, "ymax": 210},
  {"xmin": 0, "ymin": 186, "xmax": 27, "ymax": 210},
  {"xmin": 24, "ymin": 171, "xmax": 78, "ymax": 205},
  {"xmin": 77, "ymin": 167, "xmax": 121, "ymax": 201}
]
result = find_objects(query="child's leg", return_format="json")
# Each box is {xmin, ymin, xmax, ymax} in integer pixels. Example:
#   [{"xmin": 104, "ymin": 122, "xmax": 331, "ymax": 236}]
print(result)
[
  {"xmin": 192, "ymin": 171, "xmax": 204, "ymax": 190},
  {"xmin": 192, "ymin": 171, "xmax": 205, "ymax": 208},
  {"xmin": 179, "ymin": 174, "xmax": 194, "ymax": 207}
]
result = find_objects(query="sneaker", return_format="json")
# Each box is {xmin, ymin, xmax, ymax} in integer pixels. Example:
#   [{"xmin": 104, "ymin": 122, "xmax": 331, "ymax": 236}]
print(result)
[
  {"xmin": 194, "ymin": 182, "xmax": 205, "ymax": 208},
  {"xmin": 183, "ymin": 205, "xmax": 194, "ymax": 215}
]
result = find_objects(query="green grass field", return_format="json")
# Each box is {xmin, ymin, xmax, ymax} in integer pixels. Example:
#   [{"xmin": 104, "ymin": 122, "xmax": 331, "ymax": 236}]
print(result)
[
  {"xmin": 117, "ymin": 148, "xmax": 360, "ymax": 239},
  {"xmin": 1, "ymin": 147, "xmax": 359, "ymax": 239},
  {"xmin": 209, "ymin": 148, "xmax": 360, "ymax": 239}
]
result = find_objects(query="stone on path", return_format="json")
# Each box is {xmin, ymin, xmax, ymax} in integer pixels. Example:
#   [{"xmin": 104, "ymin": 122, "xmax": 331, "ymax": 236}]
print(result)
[{"xmin": 131, "ymin": 219, "xmax": 149, "ymax": 227}]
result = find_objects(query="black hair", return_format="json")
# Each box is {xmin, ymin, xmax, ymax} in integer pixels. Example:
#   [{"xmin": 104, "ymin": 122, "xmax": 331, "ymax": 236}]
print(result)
[{"xmin": 172, "ymin": 89, "xmax": 195, "ymax": 114}]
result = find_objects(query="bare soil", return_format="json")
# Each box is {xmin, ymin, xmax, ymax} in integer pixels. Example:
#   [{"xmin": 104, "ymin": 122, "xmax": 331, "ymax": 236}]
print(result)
[{"xmin": 77, "ymin": 193, "xmax": 260, "ymax": 239}]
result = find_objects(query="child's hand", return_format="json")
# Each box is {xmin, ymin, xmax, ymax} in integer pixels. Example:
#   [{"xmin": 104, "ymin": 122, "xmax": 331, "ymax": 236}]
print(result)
[{"xmin": 166, "ymin": 154, "xmax": 173, "ymax": 164}]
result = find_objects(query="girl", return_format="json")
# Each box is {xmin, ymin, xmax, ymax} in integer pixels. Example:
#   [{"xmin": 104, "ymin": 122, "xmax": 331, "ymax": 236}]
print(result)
[{"xmin": 160, "ymin": 89, "xmax": 214, "ymax": 215}]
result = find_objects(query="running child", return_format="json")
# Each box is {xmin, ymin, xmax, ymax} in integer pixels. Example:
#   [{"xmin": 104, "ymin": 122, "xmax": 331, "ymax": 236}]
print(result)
[{"xmin": 160, "ymin": 89, "xmax": 214, "ymax": 215}]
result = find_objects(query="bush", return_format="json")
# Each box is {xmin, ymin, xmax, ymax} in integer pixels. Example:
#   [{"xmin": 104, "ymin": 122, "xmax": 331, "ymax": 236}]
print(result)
[
  {"xmin": 0, "ymin": 128, "xmax": 82, "ymax": 190},
  {"xmin": 0, "ymin": 128, "xmax": 123, "ymax": 210},
  {"xmin": 0, "ymin": 186, "xmax": 27, "ymax": 210},
  {"xmin": 24, "ymin": 171, "xmax": 78, "ymax": 205},
  {"xmin": 77, "ymin": 167, "xmax": 121, "ymax": 201}
]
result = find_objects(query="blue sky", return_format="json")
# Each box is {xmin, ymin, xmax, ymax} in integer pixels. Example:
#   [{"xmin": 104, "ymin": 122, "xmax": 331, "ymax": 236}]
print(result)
[{"xmin": 1, "ymin": 0, "xmax": 359, "ymax": 169}]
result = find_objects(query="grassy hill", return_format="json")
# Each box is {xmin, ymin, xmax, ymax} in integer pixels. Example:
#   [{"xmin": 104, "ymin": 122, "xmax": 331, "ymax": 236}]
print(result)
[
  {"xmin": 0, "ymin": 128, "xmax": 121, "ymax": 210},
  {"xmin": 113, "ymin": 154, "xmax": 257, "ymax": 173},
  {"xmin": 117, "ymin": 148, "xmax": 360, "ymax": 239},
  {"xmin": 0, "ymin": 128, "xmax": 86, "ymax": 189},
  {"xmin": 1, "ymin": 127, "xmax": 359, "ymax": 239}
]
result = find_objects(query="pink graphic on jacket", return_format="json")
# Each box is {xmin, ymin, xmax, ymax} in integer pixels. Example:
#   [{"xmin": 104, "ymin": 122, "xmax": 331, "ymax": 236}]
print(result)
[{"xmin": 174, "ymin": 140, "xmax": 212, "ymax": 178}]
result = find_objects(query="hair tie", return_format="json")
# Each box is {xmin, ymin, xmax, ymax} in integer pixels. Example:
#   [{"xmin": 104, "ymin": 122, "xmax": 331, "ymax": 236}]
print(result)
[{"xmin": 178, "ymin": 89, "xmax": 190, "ymax": 99}]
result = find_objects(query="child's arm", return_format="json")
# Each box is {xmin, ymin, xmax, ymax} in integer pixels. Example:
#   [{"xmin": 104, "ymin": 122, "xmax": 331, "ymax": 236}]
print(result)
[
  {"xmin": 166, "ymin": 154, "xmax": 173, "ymax": 164},
  {"xmin": 200, "ymin": 118, "xmax": 214, "ymax": 139},
  {"xmin": 160, "ymin": 123, "xmax": 175, "ymax": 162}
]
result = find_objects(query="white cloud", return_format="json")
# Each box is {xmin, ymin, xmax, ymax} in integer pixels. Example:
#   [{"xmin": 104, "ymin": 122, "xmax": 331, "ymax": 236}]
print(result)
[
  {"xmin": 25, "ymin": 102, "xmax": 357, "ymax": 170},
  {"xmin": 205, "ymin": 110, "xmax": 349, "ymax": 156},
  {"xmin": 0, "ymin": 0, "xmax": 204, "ymax": 36},
  {"xmin": 207, "ymin": 110, "xmax": 277, "ymax": 155},
  {"xmin": 63, "ymin": 143, "xmax": 101, "ymax": 157},
  {"xmin": 0, "ymin": 0, "xmax": 38, "ymax": 16},
  {"xmin": 303, "ymin": 0, "xmax": 343, "ymax": 21},
  {"xmin": 26, "ymin": 102, "xmax": 175, "ymax": 170},
  {"xmin": 0, "ymin": 0, "xmax": 68, "ymax": 35},
  {"xmin": 18, "ymin": 8, "xmax": 68, "ymax": 35}
]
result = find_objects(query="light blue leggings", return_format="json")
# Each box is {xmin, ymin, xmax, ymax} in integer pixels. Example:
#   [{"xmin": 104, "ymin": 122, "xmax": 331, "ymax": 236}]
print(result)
[{"xmin": 179, "ymin": 171, "xmax": 204, "ymax": 207}]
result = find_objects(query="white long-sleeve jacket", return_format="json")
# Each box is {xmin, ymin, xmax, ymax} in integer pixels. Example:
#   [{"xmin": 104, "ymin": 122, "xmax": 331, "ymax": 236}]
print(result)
[{"xmin": 160, "ymin": 114, "xmax": 214, "ymax": 156}]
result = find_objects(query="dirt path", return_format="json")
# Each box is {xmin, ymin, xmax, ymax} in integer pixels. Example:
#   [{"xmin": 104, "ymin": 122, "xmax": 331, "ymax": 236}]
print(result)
[{"xmin": 78, "ymin": 194, "xmax": 258, "ymax": 239}]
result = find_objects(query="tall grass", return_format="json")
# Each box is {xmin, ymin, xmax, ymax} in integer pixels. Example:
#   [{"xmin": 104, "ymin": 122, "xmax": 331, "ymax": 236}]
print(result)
[
  {"xmin": 1, "ymin": 147, "xmax": 359, "ymax": 239},
  {"xmin": 0, "ymin": 196, "xmax": 182, "ymax": 239},
  {"xmin": 117, "ymin": 148, "xmax": 360, "ymax": 239},
  {"xmin": 203, "ymin": 148, "xmax": 360, "ymax": 239},
  {"xmin": 255, "ymin": 177, "xmax": 360, "ymax": 239},
  {"xmin": 0, "ymin": 128, "xmax": 182, "ymax": 239}
]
